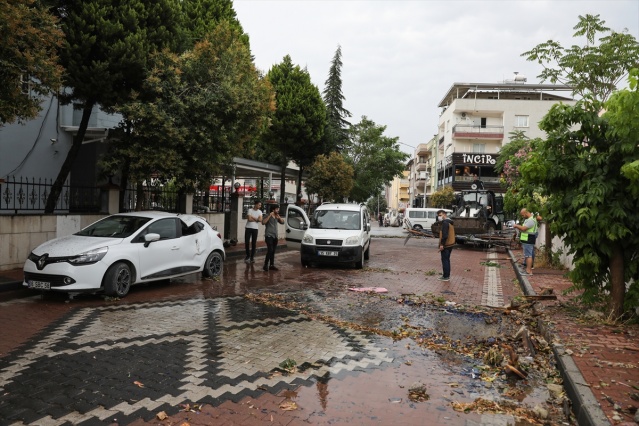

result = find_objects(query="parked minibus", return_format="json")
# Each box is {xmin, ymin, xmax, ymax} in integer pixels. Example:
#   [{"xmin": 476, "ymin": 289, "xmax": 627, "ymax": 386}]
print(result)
[{"xmin": 403, "ymin": 207, "xmax": 453, "ymax": 230}]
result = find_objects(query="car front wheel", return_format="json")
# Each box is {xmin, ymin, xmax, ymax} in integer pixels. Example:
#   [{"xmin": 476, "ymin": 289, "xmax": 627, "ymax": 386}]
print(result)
[
  {"xmin": 203, "ymin": 251, "xmax": 223, "ymax": 278},
  {"xmin": 104, "ymin": 262, "xmax": 132, "ymax": 298}
]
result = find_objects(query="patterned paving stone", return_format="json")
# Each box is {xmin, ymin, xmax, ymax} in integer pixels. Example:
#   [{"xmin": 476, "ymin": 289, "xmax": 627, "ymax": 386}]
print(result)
[{"xmin": 0, "ymin": 298, "xmax": 394, "ymax": 425}]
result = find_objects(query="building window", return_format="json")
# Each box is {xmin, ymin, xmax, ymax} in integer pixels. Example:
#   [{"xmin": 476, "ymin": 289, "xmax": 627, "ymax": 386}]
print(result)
[
  {"xmin": 473, "ymin": 144, "xmax": 486, "ymax": 153},
  {"xmin": 515, "ymin": 115, "xmax": 529, "ymax": 127}
]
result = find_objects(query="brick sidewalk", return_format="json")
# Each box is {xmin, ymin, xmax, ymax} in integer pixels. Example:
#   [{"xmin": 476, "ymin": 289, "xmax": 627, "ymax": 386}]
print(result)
[{"xmin": 517, "ymin": 261, "xmax": 639, "ymax": 425}]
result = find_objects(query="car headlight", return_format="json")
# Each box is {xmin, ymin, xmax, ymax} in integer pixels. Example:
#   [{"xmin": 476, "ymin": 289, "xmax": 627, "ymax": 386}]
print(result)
[
  {"xmin": 302, "ymin": 234, "xmax": 314, "ymax": 244},
  {"xmin": 345, "ymin": 236, "xmax": 359, "ymax": 245},
  {"xmin": 68, "ymin": 247, "xmax": 109, "ymax": 265}
]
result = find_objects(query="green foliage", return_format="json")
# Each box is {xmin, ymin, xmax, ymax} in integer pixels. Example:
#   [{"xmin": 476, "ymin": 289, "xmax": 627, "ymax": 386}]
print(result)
[
  {"xmin": 178, "ymin": 0, "xmax": 244, "ymax": 51},
  {"xmin": 322, "ymin": 45, "xmax": 351, "ymax": 152},
  {"xmin": 495, "ymin": 131, "xmax": 545, "ymax": 216},
  {"xmin": 522, "ymin": 14, "xmax": 639, "ymax": 103},
  {"xmin": 261, "ymin": 55, "xmax": 326, "ymax": 200},
  {"xmin": 429, "ymin": 186, "xmax": 455, "ymax": 209},
  {"xmin": 304, "ymin": 152, "xmax": 354, "ymax": 203},
  {"xmin": 525, "ymin": 96, "xmax": 639, "ymax": 314},
  {"xmin": 345, "ymin": 116, "xmax": 408, "ymax": 202},
  {"xmin": 0, "ymin": 0, "xmax": 63, "ymax": 124},
  {"xmin": 102, "ymin": 21, "xmax": 274, "ymax": 191},
  {"xmin": 521, "ymin": 15, "xmax": 639, "ymax": 316}
]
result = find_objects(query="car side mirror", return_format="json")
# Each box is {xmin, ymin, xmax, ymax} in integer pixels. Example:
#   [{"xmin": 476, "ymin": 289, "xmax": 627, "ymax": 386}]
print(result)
[
  {"xmin": 302, "ymin": 223, "xmax": 308, "ymax": 231},
  {"xmin": 144, "ymin": 233, "xmax": 160, "ymax": 248}
]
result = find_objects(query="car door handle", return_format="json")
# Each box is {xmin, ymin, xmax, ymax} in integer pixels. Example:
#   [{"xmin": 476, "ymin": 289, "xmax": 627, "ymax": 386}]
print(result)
[{"xmin": 171, "ymin": 246, "xmax": 180, "ymax": 250}]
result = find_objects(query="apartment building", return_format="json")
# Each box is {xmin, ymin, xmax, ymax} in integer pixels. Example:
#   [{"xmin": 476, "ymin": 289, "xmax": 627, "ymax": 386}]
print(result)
[
  {"xmin": 408, "ymin": 136, "xmax": 437, "ymax": 207},
  {"xmin": 433, "ymin": 76, "xmax": 575, "ymax": 193}
]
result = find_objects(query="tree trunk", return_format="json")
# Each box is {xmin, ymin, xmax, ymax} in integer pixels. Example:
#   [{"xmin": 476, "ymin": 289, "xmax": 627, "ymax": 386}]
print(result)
[
  {"xmin": 136, "ymin": 181, "xmax": 144, "ymax": 211},
  {"xmin": 296, "ymin": 167, "xmax": 304, "ymax": 203},
  {"xmin": 44, "ymin": 102, "xmax": 95, "ymax": 213},
  {"xmin": 279, "ymin": 163, "xmax": 286, "ymax": 205},
  {"xmin": 118, "ymin": 158, "xmax": 130, "ymax": 213},
  {"xmin": 543, "ymin": 220, "xmax": 552, "ymax": 265},
  {"xmin": 609, "ymin": 243, "xmax": 625, "ymax": 319}
]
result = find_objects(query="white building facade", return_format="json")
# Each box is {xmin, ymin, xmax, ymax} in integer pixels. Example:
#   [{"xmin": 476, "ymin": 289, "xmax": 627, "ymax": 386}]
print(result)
[{"xmin": 433, "ymin": 79, "xmax": 575, "ymax": 194}]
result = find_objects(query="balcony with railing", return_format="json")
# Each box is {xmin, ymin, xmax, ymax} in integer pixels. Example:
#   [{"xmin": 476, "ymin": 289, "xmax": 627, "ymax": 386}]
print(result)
[
  {"xmin": 452, "ymin": 124, "xmax": 504, "ymax": 140},
  {"xmin": 416, "ymin": 143, "xmax": 430, "ymax": 156}
]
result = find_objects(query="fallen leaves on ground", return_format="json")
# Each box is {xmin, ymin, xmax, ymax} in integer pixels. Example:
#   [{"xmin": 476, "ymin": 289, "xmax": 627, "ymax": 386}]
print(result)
[
  {"xmin": 451, "ymin": 398, "xmax": 542, "ymax": 424},
  {"xmin": 279, "ymin": 401, "xmax": 298, "ymax": 411}
]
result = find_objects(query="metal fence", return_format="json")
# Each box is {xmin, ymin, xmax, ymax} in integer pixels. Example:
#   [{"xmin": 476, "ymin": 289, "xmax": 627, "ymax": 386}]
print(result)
[
  {"xmin": 122, "ymin": 182, "xmax": 179, "ymax": 213},
  {"xmin": 0, "ymin": 176, "xmax": 101, "ymax": 214}
]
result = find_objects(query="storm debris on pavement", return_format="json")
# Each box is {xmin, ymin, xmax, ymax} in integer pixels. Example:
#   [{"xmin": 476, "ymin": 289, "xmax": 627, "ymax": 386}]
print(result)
[
  {"xmin": 244, "ymin": 290, "xmax": 571, "ymax": 423},
  {"xmin": 451, "ymin": 398, "xmax": 544, "ymax": 424},
  {"xmin": 408, "ymin": 382, "xmax": 429, "ymax": 402}
]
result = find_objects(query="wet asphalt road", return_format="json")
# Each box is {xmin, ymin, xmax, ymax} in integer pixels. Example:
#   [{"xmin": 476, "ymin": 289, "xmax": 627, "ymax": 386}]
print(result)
[{"xmin": 0, "ymin": 232, "xmax": 566, "ymax": 425}]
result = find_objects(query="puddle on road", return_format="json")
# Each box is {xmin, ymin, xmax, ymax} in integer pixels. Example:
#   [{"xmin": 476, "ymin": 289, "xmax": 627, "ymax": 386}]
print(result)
[{"xmin": 245, "ymin": 289, "xmax": 567, "ymax": 425}]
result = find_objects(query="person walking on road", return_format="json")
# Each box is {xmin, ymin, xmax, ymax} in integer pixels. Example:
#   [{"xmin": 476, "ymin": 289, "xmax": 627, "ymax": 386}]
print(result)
[
  {"xmin": 514, "ymin": 209, "xmax": 538, "ymax": 276},
  {"xmin": 262, "ymin": 204, "xmax": 285, "ymax": 271},
  {"xmin": 244, "ymin": 201, "xmax": 263, "ymax": 263},
  {"xmin": 437, "ymin": 209, "xmax": 455, "ymax": 281}
]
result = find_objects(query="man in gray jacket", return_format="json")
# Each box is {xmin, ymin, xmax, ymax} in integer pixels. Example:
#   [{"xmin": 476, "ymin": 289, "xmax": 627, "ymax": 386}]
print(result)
[{"xmin": 262, "ymin": 204, "xmax": 285, "ymax": 271}]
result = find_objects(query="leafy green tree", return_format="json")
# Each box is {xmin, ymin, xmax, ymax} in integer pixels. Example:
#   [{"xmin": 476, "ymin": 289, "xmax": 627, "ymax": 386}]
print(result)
[
  {"xmin": 0, "ymin": 0, "xmax": 63, "ymax": 124},
  {"xmin": 429, "ymin": 186, "xmax": 455, "ymax": 209},
  {"xmin": 322, "ymin": 45, "xmax": 351, "ymax": 152},
  {"xmin": 45, "ymin": 0, "xmax": 183, "ymax": 212},
  {"xmin": 522, "ymin": 13, "xmax": 639, "ymax": 103},
  {"xmin": 304, "ymin": 152, "xmax": 353, "ymax": 204},
  {"xmin": 102, "ymin": 21, "xmax": 274, "ymax": 194},
  {"xmin": 345, "ymin": 116, "xmax": 408, "ymax": 202},
  {"xmin": 495, "ymin": 131, "xmax": 546, "ymax": 215},
  {"xmin": 520, "ymin": 14, "xmax": 639, "ymax": 317},
  {"xmin": 263, "ymin": 55, "xmax": 326, "ymax": 203}
]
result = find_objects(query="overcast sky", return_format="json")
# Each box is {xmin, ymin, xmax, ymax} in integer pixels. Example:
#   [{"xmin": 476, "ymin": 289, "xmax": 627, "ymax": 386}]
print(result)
[{"xmin": 233, "ymin": 0, "xmax": 639, "ymax": 155}]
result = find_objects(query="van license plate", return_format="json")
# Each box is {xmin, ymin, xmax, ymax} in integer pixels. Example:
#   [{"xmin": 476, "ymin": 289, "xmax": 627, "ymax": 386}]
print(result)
[
  {"xmin": 318, "ymin": 251, "xmax": 338, "ymax": 257},
  {"xmin": 29, "ymin": 280, "xmax": 51, "ymax": 290}
]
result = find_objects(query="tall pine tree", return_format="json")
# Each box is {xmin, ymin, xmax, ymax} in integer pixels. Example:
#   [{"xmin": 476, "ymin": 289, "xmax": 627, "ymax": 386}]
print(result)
[{"xmin": 322, "ymin": 45, "xmax": 351, "ymax": 153}]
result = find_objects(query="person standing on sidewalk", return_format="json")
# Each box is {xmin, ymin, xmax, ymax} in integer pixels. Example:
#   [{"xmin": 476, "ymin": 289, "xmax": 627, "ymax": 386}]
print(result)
[
  {"xmin": 244, "ymin": 201, "xmax": 263, "ymax": 263},
  {"xmin": 437, "ymin": 209, "xmax": 455, "ymax": 281},
  {"xmin": 514, "ymin": 209, "xmax": 537, "ymax": 276},
  {"xmin": 262, "ymin": 204, "xmax": 285, "ymax": 271}
]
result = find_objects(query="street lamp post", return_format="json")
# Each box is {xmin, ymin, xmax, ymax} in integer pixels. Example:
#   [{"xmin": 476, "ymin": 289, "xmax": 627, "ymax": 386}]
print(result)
[{"xmin": 424, "ymin": 172, "xmax": 430, "ymax": 207}]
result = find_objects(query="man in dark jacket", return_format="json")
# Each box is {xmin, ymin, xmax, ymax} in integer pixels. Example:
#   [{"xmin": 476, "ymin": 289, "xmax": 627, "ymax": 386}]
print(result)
[{"xmin": 437, "ymin": 209, "xmax": 455, "ymax": 282}]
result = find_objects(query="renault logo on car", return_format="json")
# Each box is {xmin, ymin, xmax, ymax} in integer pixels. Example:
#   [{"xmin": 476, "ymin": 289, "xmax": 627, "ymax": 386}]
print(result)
[{"xmin": 36, "ymin": 254, "xmax": 48, "ymax": 270}]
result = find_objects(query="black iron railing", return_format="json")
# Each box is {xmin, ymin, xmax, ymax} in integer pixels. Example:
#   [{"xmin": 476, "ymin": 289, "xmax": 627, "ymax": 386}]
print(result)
[{"xmin": 0, "ymin": 176, "xmax": 101, "ymax": 214}]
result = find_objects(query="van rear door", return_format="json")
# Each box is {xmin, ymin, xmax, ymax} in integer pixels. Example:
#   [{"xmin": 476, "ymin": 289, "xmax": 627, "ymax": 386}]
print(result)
[{"xmin": 285, "ymin": 205, "xmax": 309, "ymax": 250}]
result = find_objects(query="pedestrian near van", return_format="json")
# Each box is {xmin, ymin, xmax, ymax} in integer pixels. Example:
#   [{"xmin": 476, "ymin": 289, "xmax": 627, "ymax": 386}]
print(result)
[
  {"xmin": 262, "ymin": 204, "xmax": 285, "ymax": 271},
  {"xmin": 514, "ymin": 209, "xmax": 537, "ymax": 276},
  {"xmin": 437, "ymin": 209, "xmax": 455, "ymax": 281},
  {"xmin": 244, "ymin": 201, "xmax": 263, "ymax": 263},
  {"xmin": 520, "ymin": 213, "xmax": 541, "ymax": 270}
]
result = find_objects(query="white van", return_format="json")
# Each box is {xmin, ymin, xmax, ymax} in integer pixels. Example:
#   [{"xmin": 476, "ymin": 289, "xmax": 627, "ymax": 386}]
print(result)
[
  {"xmin": 403, "ymin": 207, "xmax": 452, "ymax": 230},
  {"xmin": 285, "ymin": 203, "xmax": 371, "ymax": 269}
]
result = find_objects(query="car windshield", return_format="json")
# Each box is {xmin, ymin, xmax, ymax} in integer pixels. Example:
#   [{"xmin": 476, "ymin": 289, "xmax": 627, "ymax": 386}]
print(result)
[
  {"xmin": 76, "ymin": 216, "xmax": 152, "ymax": 238},
  {"xmin": 310, "ymin": 210, "xmax": 360, "ymax": 230}
]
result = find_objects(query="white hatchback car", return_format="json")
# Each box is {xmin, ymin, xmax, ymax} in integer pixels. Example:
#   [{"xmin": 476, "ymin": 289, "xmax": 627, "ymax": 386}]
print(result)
[
  {"xmin": 23, "ymin": 211, "xmax": 225, "ymax": 298},
  {"xmin": 285, "ymin": 203, "xmax": 371, "ymax": 269}
]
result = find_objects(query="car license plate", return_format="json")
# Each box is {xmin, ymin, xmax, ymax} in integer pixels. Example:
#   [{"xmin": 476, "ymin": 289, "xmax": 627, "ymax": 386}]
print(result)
[
  {"xmin": 318, "ymin": 251, "xmax": 338, "ymax": 256},
  {"xmin": 29, "ymin": 280, "xmax": 51, "ymax": 290}
]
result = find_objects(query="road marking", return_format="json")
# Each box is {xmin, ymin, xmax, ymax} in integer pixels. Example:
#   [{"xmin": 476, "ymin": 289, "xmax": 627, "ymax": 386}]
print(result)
[{"xmin": 482, "ymin": 251, "xmax": 503, "ymax": 307}]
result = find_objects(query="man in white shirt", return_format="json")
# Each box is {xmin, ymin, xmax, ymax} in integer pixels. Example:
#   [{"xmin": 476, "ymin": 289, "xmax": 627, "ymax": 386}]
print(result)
[{"xmin": 244, "ymin": 201, "xmax": 263, "ymax": 263}]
